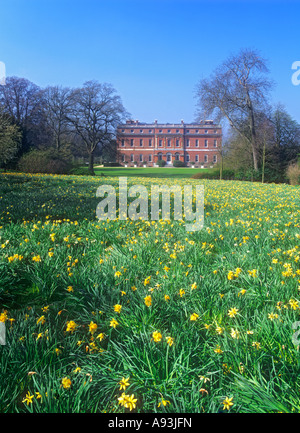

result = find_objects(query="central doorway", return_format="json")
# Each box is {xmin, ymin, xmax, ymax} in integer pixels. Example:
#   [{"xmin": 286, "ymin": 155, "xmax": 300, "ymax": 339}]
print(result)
[{"xmin": 166, "ymin": 153, "xmax": 172, "ymax": 165}]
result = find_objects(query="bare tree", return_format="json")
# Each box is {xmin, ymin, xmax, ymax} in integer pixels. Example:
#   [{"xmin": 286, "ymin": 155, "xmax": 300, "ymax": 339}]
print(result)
[
  {"xmin": 272, "ymin": 104, "xmax": 300, "ymax": 155},
  {"xmin": 224, "ymin": 128, "xmax": 253, "ymax": 174},
  {"xmin": 256, "ymin": 114, "xmax": 275, "ymax": 183},
  {"xmin": 0, "ymin": 76, "xmax": 41, "ymax": 127},
  {"xmin": 0, "ymin": 76, "xmax": 50, "ymax": 153},
  {"xmin": 42, "ymin": 85, "xmax": 72, "ymax": 151},
  {"xmin": 195, "ymin": 48, "xmax": 273, "ymax": 171},
  {"xmin": 0, "ymin": 110, "xmax": 22, "ymax": 168},
  {"xmin": 66, "ymin": 81, "xmax": 128, "ymax": 175}
]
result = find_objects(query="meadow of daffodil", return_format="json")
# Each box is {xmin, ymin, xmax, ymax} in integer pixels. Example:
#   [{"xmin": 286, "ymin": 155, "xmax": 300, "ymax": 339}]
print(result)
[{"xmin": 0, "ymin": 171, "xmax": 300, "ymax": 413}]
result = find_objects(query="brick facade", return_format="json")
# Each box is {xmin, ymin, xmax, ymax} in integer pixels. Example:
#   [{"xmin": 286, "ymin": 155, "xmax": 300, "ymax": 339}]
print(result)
[{"xmin": 117, "ymin": 120, "xmax": 222, "ymax": 167}]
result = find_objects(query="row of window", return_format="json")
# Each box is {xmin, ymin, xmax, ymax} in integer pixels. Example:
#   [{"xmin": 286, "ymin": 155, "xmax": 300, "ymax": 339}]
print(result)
[
  {"xmin": 122, "ymin": 154, "xmax": 217, "ymax": 163},
  {"xmin": 122, "ymin": 129, "xmax": 219, "ymax": 134},
  {"xmin": 121, "ymin": 139, "xmax": 218, "ymax": 147}
]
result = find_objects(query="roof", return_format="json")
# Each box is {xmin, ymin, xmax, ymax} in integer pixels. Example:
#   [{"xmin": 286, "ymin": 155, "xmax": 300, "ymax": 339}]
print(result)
[{"xmin": 119, "ymin": 120, "xmax": 221, "ymax": 128}]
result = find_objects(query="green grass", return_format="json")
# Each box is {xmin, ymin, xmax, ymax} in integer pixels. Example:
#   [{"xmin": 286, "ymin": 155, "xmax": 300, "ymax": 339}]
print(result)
[
  {"xmin": 92, "ymin": 166, "xmax": 216, "ymax": 178},
  {"xmin": 0, "ymin": 171, "xmax": 300, "ymax": 413}
]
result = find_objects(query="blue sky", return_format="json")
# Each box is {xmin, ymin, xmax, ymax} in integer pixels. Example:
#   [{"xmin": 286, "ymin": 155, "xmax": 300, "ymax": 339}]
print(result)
[{"xmin": 0, "ymin": 0, "xmax": 299, "ymax": 124}]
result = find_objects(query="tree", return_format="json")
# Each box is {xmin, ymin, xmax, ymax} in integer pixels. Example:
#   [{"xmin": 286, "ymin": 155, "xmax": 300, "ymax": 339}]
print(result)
[
  {"xmin": 223, "ymin": 104, "xmax": 300, "ymax": 182},
  {"xmin": 66, "ymin": 81, "xmax": 128, "ymax": 175},
  {"xmin": 271, "ymin": 103, "xmax": 300, "ymax": 170},
  {"xmin": 195, "ymin": 48, "xmax": 273, "ymax": 171},
  {"xmin": 0, "ymin": 76, "xmax": 41, "ymax": 126},
  {"xmin": 0, "ymin": 76, "xmax": 49, "ymax": 154},
  {"xmin": 42, "ymin": 85, "xmax": 72, "ymax": 151},
  {"xmin": 0, "ymin": 111, "xmax": 22, "ymax": 168},
  {"xmin": 256, "ymin": 114, "xmax": 275, "ymax": 183},
  {"xmin": 223, "ymin": 127, "xmax": 253, "ymax": 174}
]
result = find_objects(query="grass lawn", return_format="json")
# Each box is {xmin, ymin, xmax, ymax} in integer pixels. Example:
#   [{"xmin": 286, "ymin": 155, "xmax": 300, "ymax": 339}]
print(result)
[
  {"xmin": 0, "ymin": 171, "xmax": 300, "ymax": 413},
  {"xmin": 92, "ymin": 166, "xmax": 217, "ymax": 178}
]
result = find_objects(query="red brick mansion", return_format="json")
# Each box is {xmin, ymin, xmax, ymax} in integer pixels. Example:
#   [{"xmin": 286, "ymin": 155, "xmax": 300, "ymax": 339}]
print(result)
[{"xmin": 117, "ymin": 119, "xmax": 222, "ymax": 167}]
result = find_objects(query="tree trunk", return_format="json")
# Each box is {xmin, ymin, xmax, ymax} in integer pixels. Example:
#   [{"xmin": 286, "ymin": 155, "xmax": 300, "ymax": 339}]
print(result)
[
  {"xmin": 219, "ymin": 148, "xmax": 223, "ymax": 180},
  {"xmin": 251, "ymin": 136, "xmax": 258, "ymax": 171},
  {"xmin": 262, "ymin": 137, "xmax": 266, "ymax": 183},
  {"xmin": 55, "ymin": 126, "xmax": 62, "ymax": 151},
  {"xmin": 88, "ymin": 152, "xmax": 95, "ymax": 176},
  {"xmin": 249, "ymin": 102, "xmax": 259, "ymax": 171},
  {"xmin": 55, "ymin": 134, "xmax": 60, "ymax": 151}
]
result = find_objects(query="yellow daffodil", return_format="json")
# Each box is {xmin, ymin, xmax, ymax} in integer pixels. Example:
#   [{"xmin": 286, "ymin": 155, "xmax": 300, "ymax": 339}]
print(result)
[
  {"xmin": 110, "ymin": 318, "xmax": 119, "ymax": 329},
  {"xmin": 166, "ymin": 336, "xmax": 174, "ymax": 346},
  {"xmin": 119, "ymin": 377, "xmax": 130, "ymax": 390},
  {"xmin": 88, "ymin": 321, "xmax": 98, "ymax": 335},
  {"xmin": 228, "ymin": 307, "xmax": 239, "ymax": 318},
  {"xmin": 144, "ymin": 276, "xmax": 151, "ymax": 286},
  {"xmin": 61, "ymin": 377, "xmax": 72, "ymax": 389},
  {"xmin": 222, "ymin": 396, "xmax": 234, "ymax": 410},
  {"xmin": 152, "ymin": 331, "xmax": 162, "ymax": 342},
  {"xmin": 144, "ymin": 295, "xmax": 152, "ymax": 307},
  {"xmin": 22, "ymin": 391, "xmax": 34, "ymax": 406},
  {"xmin": 66, "ymin": 320, "xmax": 77, "ymax": 333},
  {"xmin": 114, "ymin": 304, "xmax": 122, "ymax": 313}
]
